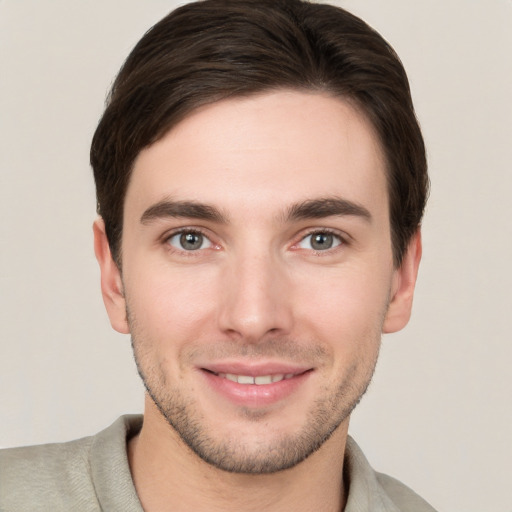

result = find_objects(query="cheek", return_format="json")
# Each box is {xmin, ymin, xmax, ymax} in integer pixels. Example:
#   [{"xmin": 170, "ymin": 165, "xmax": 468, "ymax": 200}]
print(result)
[
  {"xmin": 294, "ymin": 265, "xmax": 391, "ymax": 348},
  {"xmin": 124, "ymin": 262, "xmax": 219, "ymax": 344}
]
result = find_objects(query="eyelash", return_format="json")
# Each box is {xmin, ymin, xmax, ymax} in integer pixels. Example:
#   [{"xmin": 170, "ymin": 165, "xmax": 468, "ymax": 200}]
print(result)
[
  {"xmin": 162, "ymin": 227, "xmax": 348, "ymax": 255},
  {"xmin": 164, "ymin": 228, "xmax": 215, "ymax": 255},
  {"xmin": 293, "ymin": 228, "xmax": 347, "ymax": 255}
]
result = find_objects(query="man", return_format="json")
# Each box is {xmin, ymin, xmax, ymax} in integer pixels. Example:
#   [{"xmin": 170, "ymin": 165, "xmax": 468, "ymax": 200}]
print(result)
[{"xmin": 0, "ymin": 1, "xmax": 434, "ymax": 510}]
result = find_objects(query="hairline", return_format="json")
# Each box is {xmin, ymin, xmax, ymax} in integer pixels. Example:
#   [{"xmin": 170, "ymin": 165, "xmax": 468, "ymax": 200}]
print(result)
[{"xmin": 112, "ymin": 87, "xmax": 396, "ymax": 269}]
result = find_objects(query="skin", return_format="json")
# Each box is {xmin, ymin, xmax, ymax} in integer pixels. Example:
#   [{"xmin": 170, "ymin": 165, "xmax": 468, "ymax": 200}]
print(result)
[{"xmin": 94, "ymin": 90, "xmax": 421, "ymax": 512}]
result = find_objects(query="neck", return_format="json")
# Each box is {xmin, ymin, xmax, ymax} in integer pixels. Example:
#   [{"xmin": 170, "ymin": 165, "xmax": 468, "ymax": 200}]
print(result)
[{"xmin": 128, "ymin": 398, "xmax": 348, "ymax": 512}]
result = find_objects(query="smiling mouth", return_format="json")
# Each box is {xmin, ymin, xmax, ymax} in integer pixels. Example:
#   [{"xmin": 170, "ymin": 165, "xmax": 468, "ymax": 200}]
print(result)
[{"xmin": 205, "ymin": 370, "xmax": 308, "ymax": 385}]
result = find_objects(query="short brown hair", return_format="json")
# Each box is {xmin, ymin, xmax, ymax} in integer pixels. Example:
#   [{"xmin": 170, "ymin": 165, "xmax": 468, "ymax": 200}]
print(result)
[{"xmin": 91, "ymin": 0, "xmax": 428, "ymax": 267}]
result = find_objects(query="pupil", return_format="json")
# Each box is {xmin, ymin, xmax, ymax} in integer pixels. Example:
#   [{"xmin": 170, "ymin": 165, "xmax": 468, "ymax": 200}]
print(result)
[
  {"xmin": 312, "ymin": 233, "xmax": 333, "ymax": 250},
  {"xmin": 180, "ymin": 232, "xmax": 202, "ymax": 250}
]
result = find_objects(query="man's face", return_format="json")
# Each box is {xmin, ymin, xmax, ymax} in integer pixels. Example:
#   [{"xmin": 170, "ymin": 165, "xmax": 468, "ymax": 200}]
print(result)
[{"xmin": 96, "ymin": 91, "xmax": 419, "ymax": 473}]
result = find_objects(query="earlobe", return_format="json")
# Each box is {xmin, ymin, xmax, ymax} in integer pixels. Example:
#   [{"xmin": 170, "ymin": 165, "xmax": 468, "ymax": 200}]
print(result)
[
  {"xmin": 382, "ymin": 230, "xmax": 422, "ymax": 334},
  {"xmin": 93, "ymin": 218, "xmax": 130, "ymax": 334}
]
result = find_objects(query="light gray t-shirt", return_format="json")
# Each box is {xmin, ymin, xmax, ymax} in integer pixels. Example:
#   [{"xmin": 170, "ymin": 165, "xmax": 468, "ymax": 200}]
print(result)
[{"xmin": 0, "ymin": 415, "xmax": 437, "ymax": 511}]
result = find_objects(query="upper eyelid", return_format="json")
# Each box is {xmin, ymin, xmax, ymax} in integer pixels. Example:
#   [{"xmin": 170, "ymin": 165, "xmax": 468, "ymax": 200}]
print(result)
[
  {"xmin": 162, "ymin": 226, "xmax": 212, "ymax": 241},
  {"xmin": 160, "ymin": 226, "xmax": 350, "ymax": 250},
  {"xmin": 296, "ymin": 227, "xmax": 349, "ymax": 243}
]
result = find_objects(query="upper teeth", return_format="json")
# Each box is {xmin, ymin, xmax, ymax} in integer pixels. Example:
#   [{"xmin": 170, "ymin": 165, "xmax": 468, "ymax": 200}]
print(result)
[{"xmin": 217, "ymin": 373, "xmax": 296, "ymax": 385}]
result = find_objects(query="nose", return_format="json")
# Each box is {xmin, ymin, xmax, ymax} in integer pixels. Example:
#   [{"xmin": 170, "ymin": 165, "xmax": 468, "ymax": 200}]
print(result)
[{"xmin": 217, "ymin": 249, "xmax": 293, "ymax": 342}]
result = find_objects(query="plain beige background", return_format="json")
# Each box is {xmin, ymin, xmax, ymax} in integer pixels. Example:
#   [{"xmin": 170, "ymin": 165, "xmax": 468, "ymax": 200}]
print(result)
[{"xmin": 1, "ymin": 1, "xmax": 511, "ymax": 510}]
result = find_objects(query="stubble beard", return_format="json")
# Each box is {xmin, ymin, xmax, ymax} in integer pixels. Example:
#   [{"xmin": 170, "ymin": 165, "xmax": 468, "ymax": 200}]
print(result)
[{"xmin": 127, "ymin": 309, "xmax": 381, "ymax": 474}]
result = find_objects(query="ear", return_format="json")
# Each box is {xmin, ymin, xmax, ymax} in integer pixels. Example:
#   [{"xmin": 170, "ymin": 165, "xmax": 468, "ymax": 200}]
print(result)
[
  {"xmin": 93, "ymin": 217, "xmax": 130, "ymax": 334},
  {"xmin": 382, "ymin": 230, "xmax": 422, "ymax": 334}
]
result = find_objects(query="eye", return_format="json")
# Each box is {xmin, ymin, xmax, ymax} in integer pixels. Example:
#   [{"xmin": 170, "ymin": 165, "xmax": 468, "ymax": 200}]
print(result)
[
  {"xmin": 167, "ymin": 230, "xmax": 212, "ymax": 251},
  {"xmin": 297, "ymin": 231, "xmax": 343, "ymax": 251}
]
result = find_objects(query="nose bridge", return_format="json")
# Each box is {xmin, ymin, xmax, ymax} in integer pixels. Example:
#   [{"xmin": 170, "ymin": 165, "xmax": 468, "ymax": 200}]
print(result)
[{"xmin": 218, "ymin": 242, "xmax": 292, "ymax": 341}]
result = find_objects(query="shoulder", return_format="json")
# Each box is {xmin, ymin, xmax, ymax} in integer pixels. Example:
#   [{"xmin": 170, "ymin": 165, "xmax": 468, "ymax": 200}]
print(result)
[
  {"xmin": 0, "ymin": 433, "xmax": 99, "ymax": 511},
  {"xmin": 344, "ymin": 436, "xmax": 437, "ymax": 512},
  {"xmin": 0, "ymin": 415, "xmax": 143, "ymax": 512},
  {"xmin": 375, "ymin": 472, "xmax": 437, "ymax": 512}
]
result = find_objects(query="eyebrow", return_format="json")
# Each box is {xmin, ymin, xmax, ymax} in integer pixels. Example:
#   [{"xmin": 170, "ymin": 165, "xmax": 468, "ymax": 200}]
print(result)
[
  {"xmin": 284, "ymin": 197, "xmax": 372, "ymax": 223},
  {"xmin": 140, "ymin": 196, "xmax": 371, "ymax": 226},
  {"xmin": 140, "ymin": 199, "xmax": 228, "ymax": 225}
]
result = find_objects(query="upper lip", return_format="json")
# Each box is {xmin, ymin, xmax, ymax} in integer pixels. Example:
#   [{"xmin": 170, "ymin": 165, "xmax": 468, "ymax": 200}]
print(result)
[{"xmin": 199, "ymin": 361, "xmax": 313, "ymax": 377}]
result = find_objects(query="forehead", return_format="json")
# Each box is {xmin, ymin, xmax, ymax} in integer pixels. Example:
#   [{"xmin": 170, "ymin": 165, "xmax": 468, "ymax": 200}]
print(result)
[{"xmin": 125, "ymin": 91, "xmax": 388, "ymax": 222}]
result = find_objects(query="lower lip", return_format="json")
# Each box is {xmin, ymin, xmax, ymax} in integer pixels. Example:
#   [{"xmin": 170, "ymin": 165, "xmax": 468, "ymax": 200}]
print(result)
[{"xmin": 200, "ymin": 370, "xmax": 312, "ymax": 407}]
